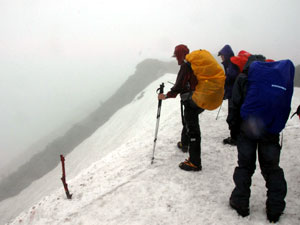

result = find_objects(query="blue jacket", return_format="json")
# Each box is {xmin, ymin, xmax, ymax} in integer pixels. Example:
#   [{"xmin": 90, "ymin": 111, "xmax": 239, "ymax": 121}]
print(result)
[{"xmin": 218, "ymin": 45, "xmax": 239, "ymax": 99}]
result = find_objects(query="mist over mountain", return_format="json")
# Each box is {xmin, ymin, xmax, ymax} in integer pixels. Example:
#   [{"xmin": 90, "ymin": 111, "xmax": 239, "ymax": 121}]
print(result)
[{"xmin": 0, "ymin": 59, "xmax": 178, "ymax": 202}]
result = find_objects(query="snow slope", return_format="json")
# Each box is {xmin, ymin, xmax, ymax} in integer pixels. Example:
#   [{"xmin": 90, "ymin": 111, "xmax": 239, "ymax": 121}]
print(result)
[{"xmin": 4, "ymin": 74, "xmax": 300, "ymax": 225}]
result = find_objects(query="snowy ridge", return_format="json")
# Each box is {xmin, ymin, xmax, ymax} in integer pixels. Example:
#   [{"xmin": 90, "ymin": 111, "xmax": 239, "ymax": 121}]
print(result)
[{"xmin": 6, "ymin": 74, "xmax": 300, "ymax": 225}]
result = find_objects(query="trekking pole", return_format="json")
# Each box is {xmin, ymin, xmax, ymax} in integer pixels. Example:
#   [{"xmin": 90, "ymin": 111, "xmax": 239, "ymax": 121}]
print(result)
[
  {"xmin": 151, "ymin": 82, "xmax": 165, "ymax": 164},
  {"xmin": 60, "ymin": 155, "xmax": 72, "ymax": 199},
  {"xmin": 180, "ymin": 100, "xmax": 185, "ymax": 126},
  {"xmin": 216, "ymin": 101, "xmax": 223, "ymax": 120}
]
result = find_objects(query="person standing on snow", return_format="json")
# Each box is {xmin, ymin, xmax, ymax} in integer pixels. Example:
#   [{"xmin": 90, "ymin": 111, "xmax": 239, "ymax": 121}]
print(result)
[
  {"xmin": 158, "ymin": 44, "xmax": 204, "ymax": 171},
  {"xmin": 226, "ymin": 50, "xmax": 252, "ymax": 145},
  {"xmin": 218, "ymin": 45, "xmax": 239, "ymax": 146},
  {"xmin": 228, "ymin": 55, "xmax": 288, "ymax": 223}
]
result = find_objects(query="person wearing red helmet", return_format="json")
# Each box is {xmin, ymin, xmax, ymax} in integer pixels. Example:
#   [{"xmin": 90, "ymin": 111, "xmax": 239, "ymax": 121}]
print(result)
[
  {"xmin": 223, "ymin": 50, "xmax": 252, "ymax": 144},
  {"xmin": 158, "ymin": 44, "xmax": 204, "ymax": 171},
  {"xmin": 228, "ymin": 54, "xmax": 289, "ymax": 223}
]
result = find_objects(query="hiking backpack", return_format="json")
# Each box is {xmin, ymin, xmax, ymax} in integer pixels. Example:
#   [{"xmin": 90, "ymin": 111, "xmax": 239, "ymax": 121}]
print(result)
[
  {"xmin": 185, "ymin": 50, "xmax": 225, "ymax": 110},
  {"xmin": 240, "ymin": 59, "xmax": 295, "ymax": 134}
]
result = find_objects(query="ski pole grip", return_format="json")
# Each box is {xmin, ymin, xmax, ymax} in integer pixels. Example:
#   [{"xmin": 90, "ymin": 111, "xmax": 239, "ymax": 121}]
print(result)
[
  {"xmin": 156, "ymin": 82, "xmax": 165, "ymax": 94},
  {"xmin": 157, "ymin": 83, "xmax": 165, "ymax": 108},
  {"xmin": 159, "ymin": 83, "xmax": 164, "ymax": 94}
]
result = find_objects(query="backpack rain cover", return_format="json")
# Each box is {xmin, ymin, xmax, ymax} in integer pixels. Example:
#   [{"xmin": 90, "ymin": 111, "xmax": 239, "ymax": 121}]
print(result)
[
  {"xmin": 240, "ymin": 60, "xmax": 295, "ymax": 134},
  {"xmin": 185, "ymin": 50, "xmax": 225, "ymax": 110}
]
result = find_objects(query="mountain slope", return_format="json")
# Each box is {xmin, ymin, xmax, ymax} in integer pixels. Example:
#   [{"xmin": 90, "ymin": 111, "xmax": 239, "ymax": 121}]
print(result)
[
  {"xmin": 5, "ymin": 74, "xmax": 300, "ymax": 225},
  {"xmin": 0, "ymin": 59, "xmax": 178, "ymax": 203}
]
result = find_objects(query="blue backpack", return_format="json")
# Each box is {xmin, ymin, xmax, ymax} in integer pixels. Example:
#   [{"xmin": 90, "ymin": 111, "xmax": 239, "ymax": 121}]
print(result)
[{"xmin": 240, "ymin": 60, "xmax": 295, "ymax": 135}]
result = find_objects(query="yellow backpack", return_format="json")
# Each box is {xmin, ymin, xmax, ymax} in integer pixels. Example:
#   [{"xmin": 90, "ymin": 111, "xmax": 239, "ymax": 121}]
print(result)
[{"xmin": 185, "ymin": 49, "xmax": 225, "ymax": 110}]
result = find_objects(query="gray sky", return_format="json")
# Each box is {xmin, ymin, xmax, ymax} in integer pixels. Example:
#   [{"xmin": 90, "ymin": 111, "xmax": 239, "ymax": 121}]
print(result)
[
  {"xmin": 1, "ymin": 0, "xmax": 299, "ymax": 63},
  {"xmin": 0, "ymin": 0, "xmax": 299, "ymax": 168}
]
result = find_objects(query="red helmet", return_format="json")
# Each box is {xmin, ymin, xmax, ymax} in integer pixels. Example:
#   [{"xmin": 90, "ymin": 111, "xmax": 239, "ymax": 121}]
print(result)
[
  {"xmin": 172, "ymin": 44, "xmax": 190, "ymax": 65},
  {"xmin": 230, "ymin": 50, "xmax": 251, "ymax": 72}
]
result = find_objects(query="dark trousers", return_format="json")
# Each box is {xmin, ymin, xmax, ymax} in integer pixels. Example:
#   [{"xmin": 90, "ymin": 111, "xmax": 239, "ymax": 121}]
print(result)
[
  {"xmin": 181, "ymin": 100, "xmax": 204, "ymax": 166},
  {"xmin": 226, "ymin": 98, "xmax": 237, "ymax": 140},
  {"xmin": 230, "ymin": 132, "xmax": 287, "ymax": 214}
]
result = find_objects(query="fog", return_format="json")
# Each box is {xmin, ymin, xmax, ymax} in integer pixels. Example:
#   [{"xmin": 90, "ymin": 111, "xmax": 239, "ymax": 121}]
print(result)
[{"xmin": 1, "ymin": 0, "xmax": 300, "ymax": 171}]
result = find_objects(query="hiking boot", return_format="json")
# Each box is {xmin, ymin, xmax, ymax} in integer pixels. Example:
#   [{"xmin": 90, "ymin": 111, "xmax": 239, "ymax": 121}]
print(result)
[
  {"xmin": 179, "ymin": 159, "xmax": 202, "ymax": 171},
  {"xmin": 229, "ymin": 199, "xmax": 249, "ymax": 217},
  {"xmin": 267, "ymin": 211, "xmax": 282, "ymax": 223},
  {"xmin": 177, "ymin": 141, "xmax": 188, "ymax": 153},
  {"xmin": 223, "ymin": 137, "xmax": 237, "ymax": 146}
]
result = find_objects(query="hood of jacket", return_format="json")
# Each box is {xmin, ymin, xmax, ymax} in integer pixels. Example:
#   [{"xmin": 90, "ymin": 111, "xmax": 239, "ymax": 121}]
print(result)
[
  {"xmin": 218, "ymin": 45, "xmax": 234, "ymax": 62},
  {"xmin": 242, "ymin": 54, "xmax": 266, "ymax": 74}
]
